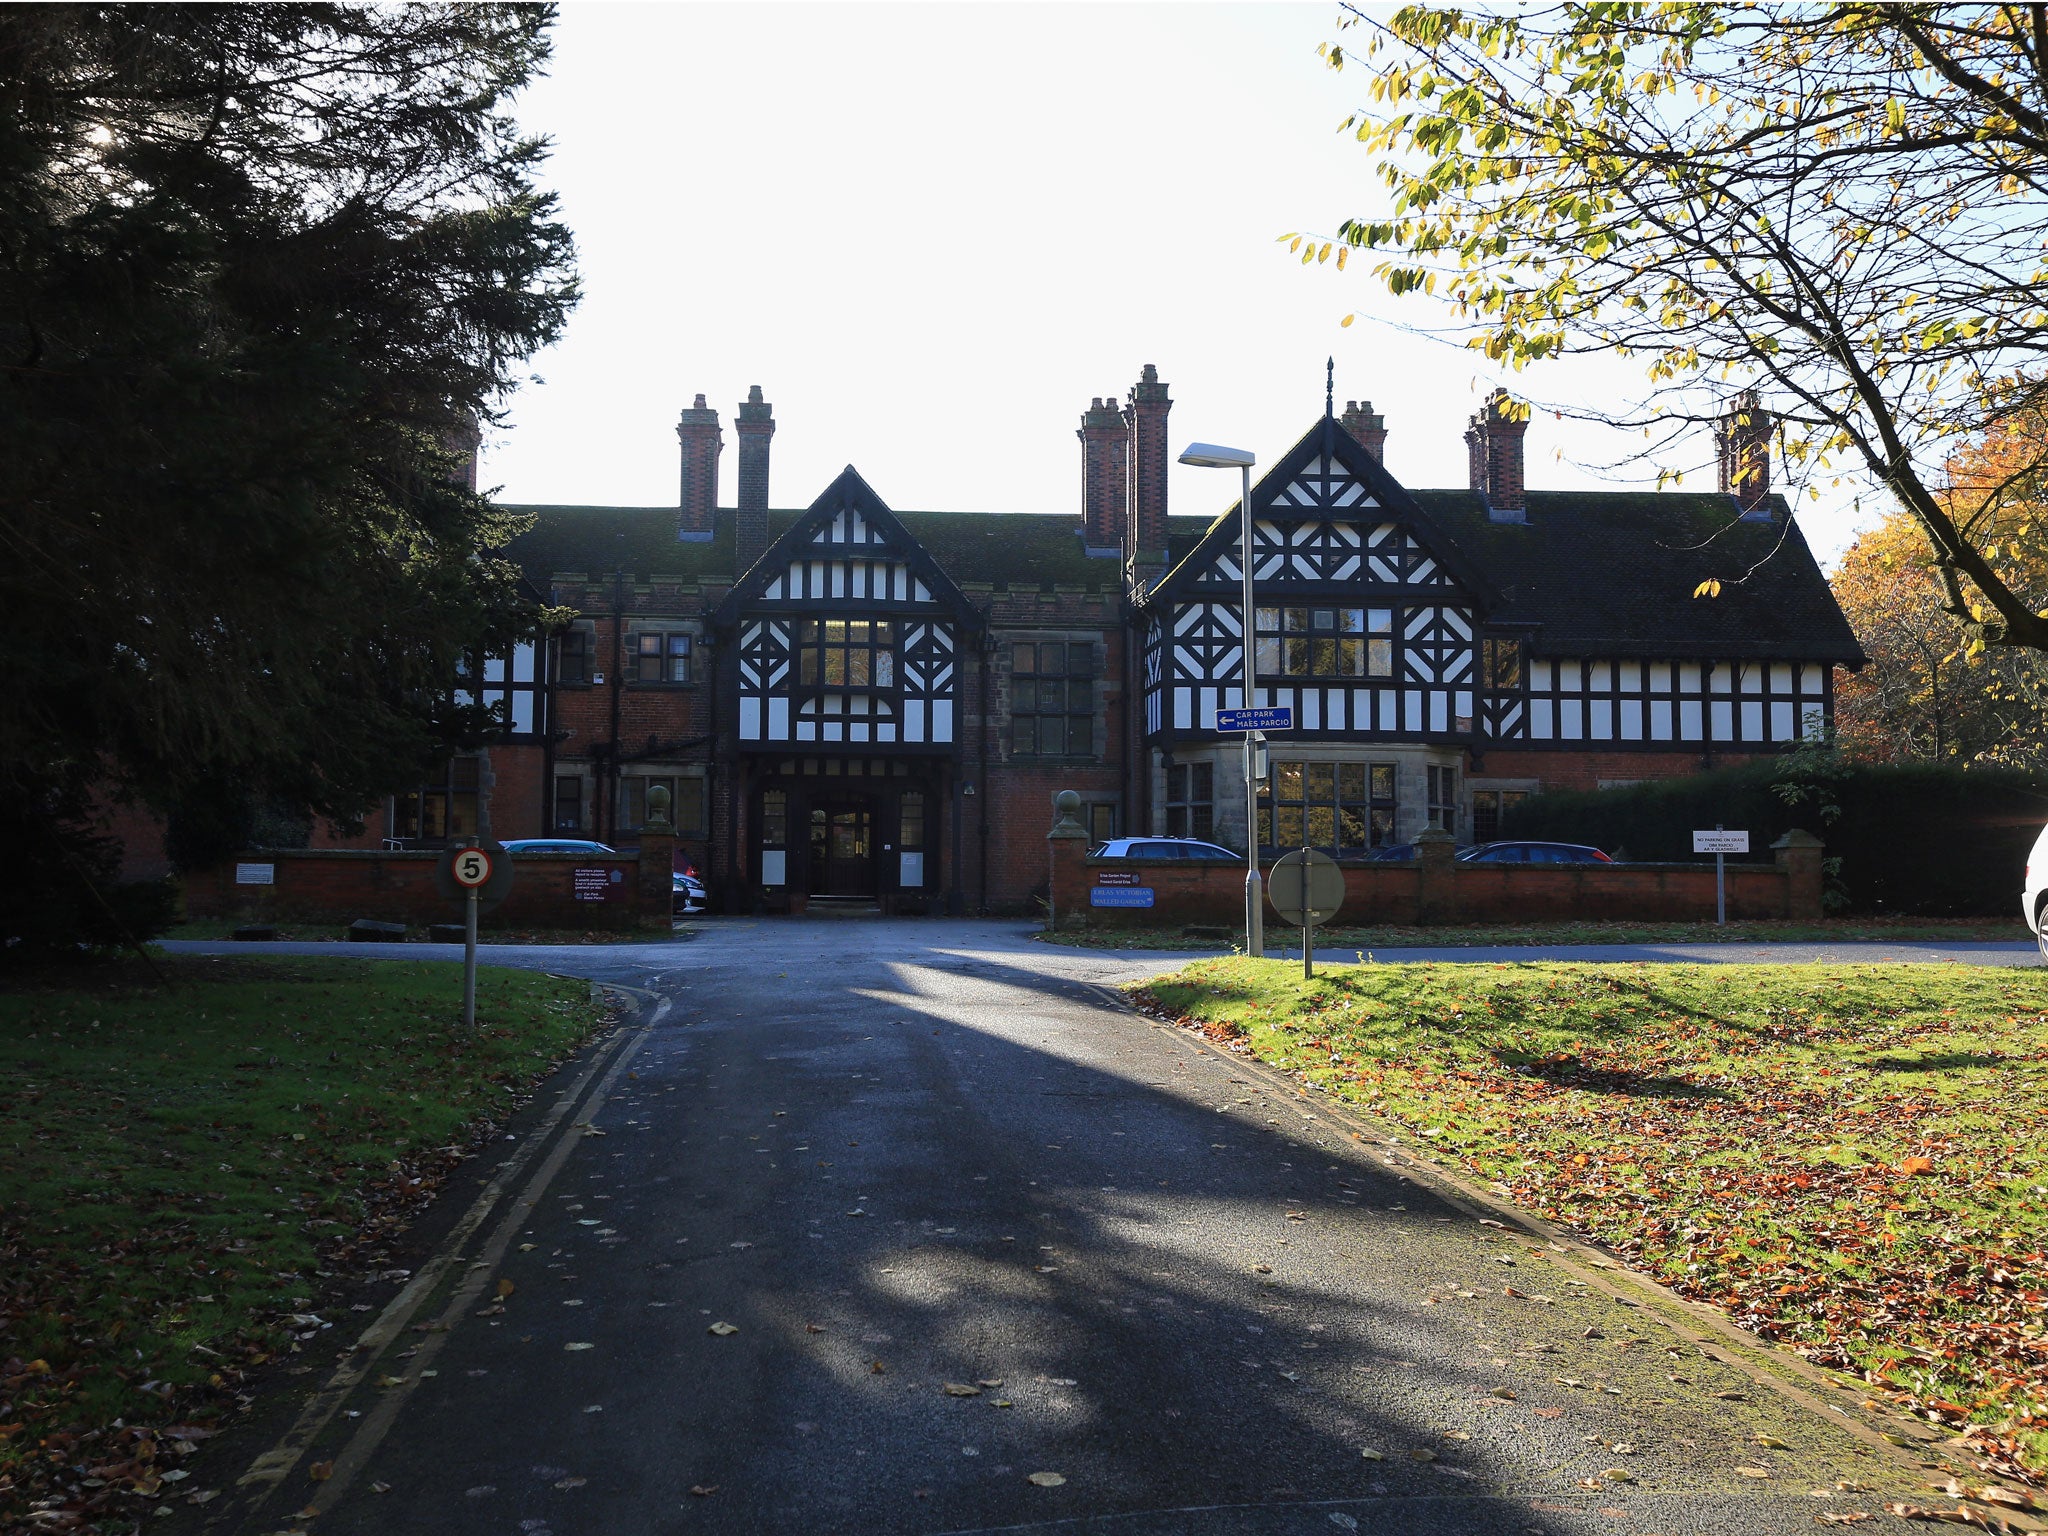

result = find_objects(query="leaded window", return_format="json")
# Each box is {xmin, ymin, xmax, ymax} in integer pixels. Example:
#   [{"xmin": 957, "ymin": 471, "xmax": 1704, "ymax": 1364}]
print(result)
[
  {"xmin": 1165, "ymin": 762, "xmax": 1213, "ymax": 841},
  {"xmin": 1470, "ymin": 788, "xmax": 1527, "ymax": 843},
  {"xmin": 1253, "ymin": 607, "xmax": 1393, "ymax": 678},
  {"xmin": 797, "ymin": 619, "xmax": 896, "ymax": 688},
  {"xmin": 1012, "ymin": 641, "xmax": 1094, "ymax": 757},
  {"xmin": 633, "ymin": 631, "xmax": 692, "ymax": 684},
  {"xmin": 1482, "ymin": 638, "xmax": 1524, "ymax": 689},
  {"xmin": 1258, "ymin": 761, "xmax": 1396, "ymax": 851},
  {"xmin": 1427, "ymin": 764, "xmax": 1458, "ymax": 835}
]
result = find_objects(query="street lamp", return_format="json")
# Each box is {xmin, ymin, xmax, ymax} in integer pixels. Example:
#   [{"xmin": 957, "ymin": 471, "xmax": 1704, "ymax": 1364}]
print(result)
[{"xmin": 1177, "ymin": 441, "xmax": 1263, "ymax": 958}]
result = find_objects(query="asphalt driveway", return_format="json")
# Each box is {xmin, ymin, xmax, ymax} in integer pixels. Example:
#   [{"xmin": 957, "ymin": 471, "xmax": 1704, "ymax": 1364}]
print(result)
[{"xmin": 178, "ymin": 922, "xmax": 1964, "ymax": 1535}]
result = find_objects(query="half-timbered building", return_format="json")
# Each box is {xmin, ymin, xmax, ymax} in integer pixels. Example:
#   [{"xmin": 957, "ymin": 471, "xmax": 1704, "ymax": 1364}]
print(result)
[{"xmin": 205, "ymin": 366, "xmax": 1855, "ymax": 913}]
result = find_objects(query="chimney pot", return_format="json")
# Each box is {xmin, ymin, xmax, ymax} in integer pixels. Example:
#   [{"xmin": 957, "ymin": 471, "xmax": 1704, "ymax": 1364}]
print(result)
[
  {"xmin": 1338, "ymin": 399, "xmax": 1387, "ymax": 464},
  {"xmin": 676, "ymin": 395, "xmax": 723, "ymax": 542},
  {"xmin": 1717, "ymin": 389, "xmax": 1773, "ymax": 516},
  {"xmin": 735, "ymin": 387, "xmax": 776, "ymax": 569},
  {"xmin": 1123, "ymin": 365, "xmax": 1173, "ymax": 566},
  {"xmin": 1466, "ymin": 388, "xmax": 1528, "ymax": 519}
]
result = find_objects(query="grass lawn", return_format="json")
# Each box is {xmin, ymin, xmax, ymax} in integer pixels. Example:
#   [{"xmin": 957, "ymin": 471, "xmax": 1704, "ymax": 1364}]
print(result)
[
  {"xmin": 0, "ymin": 955, "xmax": 608, "ymax": 1529},
  {"xmin": 1043, "ymin": 916, "xmax": 2030, "ymax": 951},
  {"xmin": 1132, "ymin": 958, "xmax": 2048, "ymax": 1483}
]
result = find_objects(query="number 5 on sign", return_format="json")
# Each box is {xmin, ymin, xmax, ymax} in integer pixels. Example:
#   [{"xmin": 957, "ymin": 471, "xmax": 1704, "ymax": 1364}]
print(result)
[{"xmin": 452, "ymin": 848, "xmax": 493, "ymax": 887}]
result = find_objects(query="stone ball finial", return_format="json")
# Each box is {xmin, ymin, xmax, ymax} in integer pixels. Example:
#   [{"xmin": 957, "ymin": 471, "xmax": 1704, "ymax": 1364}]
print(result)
[
  {"xmin": 645, "ymin": 782, "xmax": 673, "ymax": 831},
  {"xmin": 1054, "ymin": 789, "xmax": 1081, "ymax": 817}
]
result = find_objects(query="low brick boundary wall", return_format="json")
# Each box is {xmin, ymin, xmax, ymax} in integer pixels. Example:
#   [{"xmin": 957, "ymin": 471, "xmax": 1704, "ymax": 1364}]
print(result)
[
  {"xmin": 1047, "ymin": 803, "xmax": 1824, "ymax": 931},
  {"xmin": 185, "ymin": 847, "xmax": 667, "ymax": 931}
]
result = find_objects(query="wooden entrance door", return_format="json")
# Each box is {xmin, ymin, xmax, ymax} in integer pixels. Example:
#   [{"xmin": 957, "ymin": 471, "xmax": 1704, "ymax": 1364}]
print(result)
[{"xmin": 808, "ymin": 802, "xmax": 874, "ymax": 896}]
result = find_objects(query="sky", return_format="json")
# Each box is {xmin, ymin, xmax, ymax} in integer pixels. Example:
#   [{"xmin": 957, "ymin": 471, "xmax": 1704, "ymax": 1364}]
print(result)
[{"xmin": 487, "ymin": 2, "xmax": 1874, "ymax": 566}]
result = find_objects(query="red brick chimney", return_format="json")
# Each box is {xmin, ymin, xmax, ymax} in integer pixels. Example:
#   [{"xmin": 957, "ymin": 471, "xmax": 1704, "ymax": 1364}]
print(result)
[
  {"xmin": 442, "ymin": 417, "xmax": 481, "ymax": 492},
  {"xmin": 735, "ymin": 385, "xmax": 775, "ymax": 571},
  {"xmin": 1716, "ymin": 390, "xmax": 1772, "ymax": 515},
  {"xmin": 1078, "ymin": 395, "xmax": 1126, "ymax": 555},
  {"xmin": 1123, "ymin": 364, "xmax": 1172, "ymax": 567},
  {"xmin": 676, "ymin": 393, "xmax": 722, "ymax": 543},
  {"xmin": 1465, "ymin": 389, "xmax": 1527, "ymax": 519},
  {"xmin": 1339, "ymin": 400, "xmax": 1386, "ymax": 463}
]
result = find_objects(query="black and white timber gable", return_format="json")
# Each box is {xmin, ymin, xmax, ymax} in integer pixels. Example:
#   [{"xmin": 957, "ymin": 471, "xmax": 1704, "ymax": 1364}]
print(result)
[
  {"xmin": 1144, "ymin": 417, "xmax": 1854, "ymax": 754},
  {"xmin": 713, "ymin": 467, "xmax": 979, "ymax": 751},
  {"xmin": 1148, "ymin": 418, "xmax": 1497, "ymax": 745}
]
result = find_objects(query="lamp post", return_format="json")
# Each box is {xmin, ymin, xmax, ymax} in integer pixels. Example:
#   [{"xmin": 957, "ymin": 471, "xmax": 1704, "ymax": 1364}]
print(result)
[{"xmin": 1177, "ymin": 441, "xmax": 1262, "ymax": 958}]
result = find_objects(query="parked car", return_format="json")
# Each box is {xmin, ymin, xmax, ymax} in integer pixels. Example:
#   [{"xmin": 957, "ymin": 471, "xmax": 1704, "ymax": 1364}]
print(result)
[
  {"xmin": 1363, "ymin": 841, "xmax": 1478, "ymax": 861},
  {"xmin": 1090, "ymin": 837, "xmax": 1243, "ymax": 860},
  {"xmin": 2024, "ymin": 821, "xmax": 2048, "ymax": 958},
  {"xmin": 1458, "ymin": 840, "xmax": 1613, "ymax": 864},
  {"xmin": 673, "ymin": 871, "xmax": 707, "ymax": 915},
  {"xmin": 502, "ymin": 838, "xmax": 617, "ymax": 855}
]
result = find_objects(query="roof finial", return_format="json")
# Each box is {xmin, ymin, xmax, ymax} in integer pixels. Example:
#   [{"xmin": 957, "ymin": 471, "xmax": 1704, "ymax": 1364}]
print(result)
[{"xmin": 1325, "ymin": 356, "xmax": 1335, "ymax": 420}]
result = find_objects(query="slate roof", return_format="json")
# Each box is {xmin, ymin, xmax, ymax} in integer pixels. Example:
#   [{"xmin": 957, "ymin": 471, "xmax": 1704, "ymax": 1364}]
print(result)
[
  {"xmin": 1409, "ymin": 488, "xmax": 1864, "ymax": 663},
  {"xmin": 504, "ymin": 474, "xmax": 1864, "ymax": 665},
  {"xmin": 501, "ymin": 504, "xmax": 1142, "ymax": 594}
]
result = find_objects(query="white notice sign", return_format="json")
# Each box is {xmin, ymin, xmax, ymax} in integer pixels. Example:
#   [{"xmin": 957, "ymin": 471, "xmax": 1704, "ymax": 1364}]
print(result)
[
  {"xmin": 1692, "ymin": 830, "xmax": 1750, "ymax": 854},
  {"xmin": 234, "ymin": 862, "xmax": 276, "ymax": 886}
]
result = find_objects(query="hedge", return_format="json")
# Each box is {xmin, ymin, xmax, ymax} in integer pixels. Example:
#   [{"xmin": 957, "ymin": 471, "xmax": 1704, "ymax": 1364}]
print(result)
[{"xmin": 1498, "ymin": 755, "xmax": 2048, "ymax": 916}]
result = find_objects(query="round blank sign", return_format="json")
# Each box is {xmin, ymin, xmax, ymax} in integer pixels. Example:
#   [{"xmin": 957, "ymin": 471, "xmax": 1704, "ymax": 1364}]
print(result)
[{"xmin": 1268, "ymin": 849, "xmax": 1344, "ymax": 926}]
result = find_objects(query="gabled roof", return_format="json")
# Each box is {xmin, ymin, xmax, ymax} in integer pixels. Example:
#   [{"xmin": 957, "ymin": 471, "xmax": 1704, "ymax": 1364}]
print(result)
[
  {"xmin": 1411, "ymin": 488, "xmax": 1864, "ymax": 663},
  {"xmin": 709, "ymin": 466, "xmax": 981, "ymax": 632},
  {"xmin": 1152, "ymin": 416, "xmax": 1501, "ymax": 606}
]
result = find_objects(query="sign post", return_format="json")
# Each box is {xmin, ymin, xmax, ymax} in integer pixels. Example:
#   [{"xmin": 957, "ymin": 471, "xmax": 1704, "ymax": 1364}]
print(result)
[
  {"xmin": 1216, "ymin": 705, "xmax": 1293, "ymax": 960},
  {"xmin": 1268, "ymin": 848, "xmax": 1343, "ymax": 979},
  {"xmin": 1691, "ymin": 826, "xmax": 1750, "ymax": 925},
  {"xmin": 447, "ymin": 844, "xmax": 494, "ymax": 1027}
]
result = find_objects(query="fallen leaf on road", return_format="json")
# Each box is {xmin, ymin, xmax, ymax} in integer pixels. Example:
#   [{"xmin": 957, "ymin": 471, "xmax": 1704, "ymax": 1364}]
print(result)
[
  {"xmin": 689, "ymin": 1484, "xmax": 718, "ymax": 1496},
  {"xmin": 943, "ymin": 1384, "xmax": 982, "ymax": 1397},
  {"xmin": 805, "ymin": 1323, "xmax": 825, "ymax": 1334},
  {"xmin": 1490, "ymin": 1387, "xmax": 1518, "ymax": 1400},
  {"xmin": 1602, "ymin": 1468, "xmax": 1635, "ymax": 1483},
  {"xmin": 564, "ymin": 1342, "xmax": 594, "ymax": 1351},
  {"xmin": 1254, "ymin": 1265, "xmax": 1273, "ymax": 1274},
  {"xmin": 553, "ymin": 1477, "xmax": 586, "ymax": 1489},
  {"xmin": 1535, "ymin": 1408, "xmax": 1564, "ymax": 1419},
  {"xmin": 1408, "ymin": 1448, "xmax": 1436, "ymax": 1462},
  {"xmin": 308, "ymin": 1462, "xmax": 333, "ymax": 1482},
  {"xmin": 496, "ymin": 1279, "xmax": 515, "ymax": 1298},
  {"xmin": 977, "ymin": 1378, "xmax": 1003, "ymax": 1387},
  {"xmin": 1441, "ymin": 1430, "xmax": 1470, "ymax": 1441},
  {"xmin": 870, "ymin": 1360, "xmax": 886, "ymax": 1374},
  {"xmin": 1359, "ymin": 1448, "xmax": 1384, "ymax": 1461},
  {"xmin": 1979, "ymin": 1487, "xmax": 2035, "ymax": 1511},
  {"xmin": 375, "ymin": 1374, "xmax": 405, "ymax": 1386},
  {"xmin": 708, "ymin": 1322, "xmax": 739, "ymax": 1337},
  {"xmin": 369, "ymin": 1482, "xmax": 390, "ymax": 1495},
  {"xmin": 1612, "ymin": 1443, "xmax": 1637, "ymax": 1455},
  {"xmin": 1028, "ymin": 1472, "xmax": 1066, "ymax": 1487},
  {"xmin": 1815, "ymin": 1515, "xmax": 1872, "ymax": 1526}
]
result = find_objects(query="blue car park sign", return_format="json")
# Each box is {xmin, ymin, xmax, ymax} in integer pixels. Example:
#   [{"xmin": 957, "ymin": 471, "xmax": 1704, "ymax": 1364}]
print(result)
[
  {"xmin": 1091, "ymin": 886, "xmax": 1155, "ymax": 908},
  {"xmin": 1215, "ymin": 706, "xmax": 1294, "ymax": 732}
]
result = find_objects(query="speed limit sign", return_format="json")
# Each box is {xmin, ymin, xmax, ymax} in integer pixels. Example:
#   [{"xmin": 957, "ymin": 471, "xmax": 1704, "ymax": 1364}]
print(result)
[{"xmin": 450, "ymin": 847, "xmax": 493, "ymax": 888}]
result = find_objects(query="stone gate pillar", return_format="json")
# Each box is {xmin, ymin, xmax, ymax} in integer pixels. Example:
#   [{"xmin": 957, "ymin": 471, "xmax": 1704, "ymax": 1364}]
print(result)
[{"xmin": 1047, "ymin": 789, "xmax": 1089, "ymax": 929}]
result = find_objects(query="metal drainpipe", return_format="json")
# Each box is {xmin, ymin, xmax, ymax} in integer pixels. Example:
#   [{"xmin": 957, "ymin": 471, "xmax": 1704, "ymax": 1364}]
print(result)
[
  {"xmin": 977, "ymin": 634, "xmax": 991, "ymax": 913},
  {"xmin": 1125, "ymin": 593, "xmax": 1144, "ymax": 837},
  {"xmin": 605, "ymin": 567, "xmax": 625, "ymax": 846},
  {"xmin": 720, "ymin": 626, "xmax": 740, "ymax": 912}
]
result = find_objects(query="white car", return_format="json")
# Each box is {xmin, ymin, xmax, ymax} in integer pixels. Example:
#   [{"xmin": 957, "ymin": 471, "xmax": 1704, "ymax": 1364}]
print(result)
[
  {"xmin": 2025, "ymin": 822, "xmax": 2048, "ymax": 959},
  {"xmin": 1090, "ymin": 837, "xmax": 1243, "ymax": 861}
]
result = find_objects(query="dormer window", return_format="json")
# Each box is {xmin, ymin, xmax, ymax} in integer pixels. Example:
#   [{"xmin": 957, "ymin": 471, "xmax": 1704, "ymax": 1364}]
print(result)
[{"xmin": 796, "ymin": 619, "xmax": 896, "ymax": 688}]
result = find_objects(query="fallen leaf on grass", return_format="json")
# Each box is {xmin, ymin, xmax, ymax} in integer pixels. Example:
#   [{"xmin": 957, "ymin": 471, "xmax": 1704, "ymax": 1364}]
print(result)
[
  {"xmin": 1756, "ymin": 1434, "xmax": 1792, "ymax": 1449},
  {"xmin": 708, "ymin": 1322, "xmax": 739, "ymax": 1337},
  {"xmin": 1027, "ymin": 1471, "xmax": 1066, "ymax": 1487},
  {"xmin": 1899, "ymin": 1156, "xmax": 1936, "ymax": 1177},
  {"xmin": 1737, "ymin": 1466, "xmax": 1774, "ymax": 1479},
  {"xmin": 1712, "ymin": 1390, "xmax": 1747, "ymax": 1401}
]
